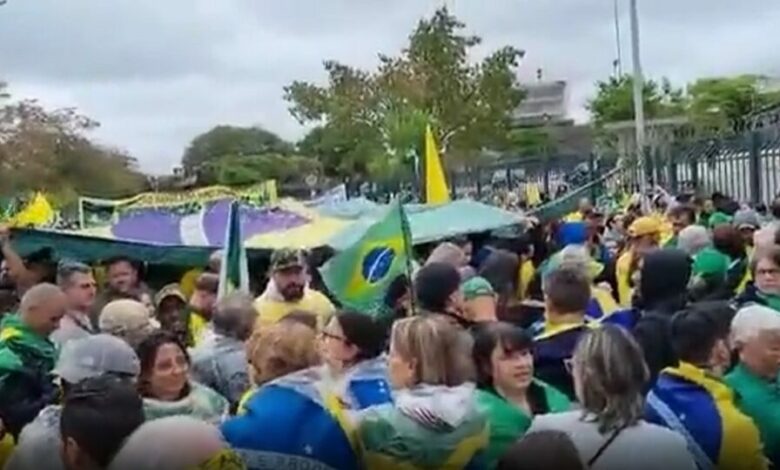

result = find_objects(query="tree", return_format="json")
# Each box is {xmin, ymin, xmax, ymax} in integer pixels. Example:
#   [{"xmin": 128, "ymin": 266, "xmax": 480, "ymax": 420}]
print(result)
[
  {"xmin": 285, "ymin": 7, "xmax": 525, "ymax": 180},
  {"xmin": 687, "ymin": 75, "xmax": 778, "ymax": 133},
  {"xmin": 181, "ymin": 125, "xmax": 295, "ymax": 183},
  {"xmin": 587, "ymin": 75, "xmax": 686, "ymax": 125},
  {"xmin": 211, "ymin": 153, "xmax": 321, "ymax": 186},
  {"xmin": 0, "ymin": 82, "xmax": 145, "ymax": 205}
]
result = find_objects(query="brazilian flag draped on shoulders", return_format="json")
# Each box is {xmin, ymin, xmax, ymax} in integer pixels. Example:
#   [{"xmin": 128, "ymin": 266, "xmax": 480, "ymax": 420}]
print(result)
[{"xmin": 321, "ymin": 200, "xmax": 412, "ymax": 316}]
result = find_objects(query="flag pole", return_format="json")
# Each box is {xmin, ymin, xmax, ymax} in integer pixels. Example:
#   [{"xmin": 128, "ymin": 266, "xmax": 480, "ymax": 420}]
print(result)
[{"xmin": 398, "ymin": 199, "xmax": 416, "ymax": 316}]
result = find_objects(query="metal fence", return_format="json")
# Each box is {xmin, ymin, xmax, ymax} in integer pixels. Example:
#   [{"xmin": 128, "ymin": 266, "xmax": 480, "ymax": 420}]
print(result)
[
  {"xmin": 644, "ymin": 125, "xmax": 780, "ymax": 204},
  {"xmin": 450, "ymin": 152, "xmax": 619, "ymax": 202},
  {"xmin": 453, "ymin": 121, "xmax": 780, "ymax": 207}
]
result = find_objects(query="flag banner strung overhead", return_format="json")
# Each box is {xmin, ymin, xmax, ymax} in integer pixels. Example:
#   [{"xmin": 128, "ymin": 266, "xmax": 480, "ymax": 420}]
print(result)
[
  {"xmin": 424, "ymin": 124, "xmax": 450, "ymax": 205},
  {"xmin": 218, "ymin": 201, "xmax": 250, "ymax": 300},
  {"xmin": 78, "ymin": 181, "xmax": 278, "ymax": 229},
  {"xmin": 1, "ymin": 192, "xmax": 57, "ymax": 228},
  {"xmin": 320, "ymin": 200, "xmax": 412, "ymax": 316}
]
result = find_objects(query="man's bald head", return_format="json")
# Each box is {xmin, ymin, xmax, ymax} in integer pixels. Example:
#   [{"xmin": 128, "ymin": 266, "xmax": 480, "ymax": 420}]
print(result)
[{"xmin": 20, "ymin": 283, "xmax": 67, "ymax": 337}]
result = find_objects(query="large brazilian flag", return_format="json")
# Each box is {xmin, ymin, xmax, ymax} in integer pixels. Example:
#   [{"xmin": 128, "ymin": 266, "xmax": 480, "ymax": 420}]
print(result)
[{"xmin": 320, "ymin": 200, "xmax": 412, "ymax": 316}]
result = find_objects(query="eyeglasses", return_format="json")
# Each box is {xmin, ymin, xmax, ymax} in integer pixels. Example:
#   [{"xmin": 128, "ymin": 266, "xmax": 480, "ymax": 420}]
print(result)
[
  {"xmin": 320, "ymin": 330, "xmax": 348, "ymax": 343},
  {"xmin": 563, "ymin": 358, "xmax": 574, "ymax": 375}
]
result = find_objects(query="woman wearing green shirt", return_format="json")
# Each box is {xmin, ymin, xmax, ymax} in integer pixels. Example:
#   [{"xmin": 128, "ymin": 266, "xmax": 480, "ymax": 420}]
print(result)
[{"xmin": 472, "ymin": 322, "xmax": 570, "ymax": 468}]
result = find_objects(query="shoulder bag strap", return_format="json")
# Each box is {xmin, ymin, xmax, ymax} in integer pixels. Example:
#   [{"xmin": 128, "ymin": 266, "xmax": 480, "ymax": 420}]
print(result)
[
  {"xmin": 586, "ymin": 426, "xmax": 624, "ymax": 467},
  {"xmin": 646, "ymin": 390, "xmax": 715, "ymax": 470}
]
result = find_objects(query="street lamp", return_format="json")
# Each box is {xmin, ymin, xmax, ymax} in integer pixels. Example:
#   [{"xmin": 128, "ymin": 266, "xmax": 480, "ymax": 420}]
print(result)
[{"xmin": 629, "ymin": 0, "xmax": 648, "ymax": 207}]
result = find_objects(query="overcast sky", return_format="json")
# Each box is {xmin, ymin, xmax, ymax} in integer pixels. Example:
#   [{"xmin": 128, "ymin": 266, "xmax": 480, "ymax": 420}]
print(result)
[{"xmin": 1, "ymin": 0, "xmax": 778, "ymax": 174}]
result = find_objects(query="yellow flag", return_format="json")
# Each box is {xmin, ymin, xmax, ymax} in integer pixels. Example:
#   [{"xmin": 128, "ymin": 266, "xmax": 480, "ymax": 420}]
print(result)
[
  {"xmin": 9, "ymin": 192, "xmax": 55, "ymax": 228},
  {"xmin": 424, "ymin": 125, "xmax": 450, "ymax": 204},
  {"xmin": 525, "ymin": 183, "xmax": 541, "ymax": 207}
]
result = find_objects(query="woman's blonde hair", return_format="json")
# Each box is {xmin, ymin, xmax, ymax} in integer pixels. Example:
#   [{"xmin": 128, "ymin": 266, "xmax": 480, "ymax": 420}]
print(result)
[
  {"xmin": 572, "ymin": 325, "xmax": 649, "ymax": 434},
  {"xmin": 390, "ymin": 315, "xmax": 475, "ymax": 387},
  {"xmin": 246, "ymin": 321, "xmax": 320, "ymax": 386}
]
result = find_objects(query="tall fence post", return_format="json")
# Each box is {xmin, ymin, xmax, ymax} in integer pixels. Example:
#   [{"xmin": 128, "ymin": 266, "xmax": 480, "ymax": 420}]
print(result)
[
  {"xmin": 475, "ymin": 167, "xmax": 482, "ymax": 200},
  {"xmin": 449, "ymin": 170, "xmax": 457, "ymax": 200},
  {"xmin": 668, "ymin": 145, "xmax": 678, "ymax": 194},
  {"xmin": 749, "ymin": 131, "xmax": 762, "ymax": 205},
  {"xmin": 542, "ymin": 158, "xmax": 551, "ymax": 197},
  {"xmin": 588, "ymin": 153, "xmax": 597, "ymax": 202},
  {"xmin": 689, "ymin": 152, "xmax": 699, "ymax": 192}
]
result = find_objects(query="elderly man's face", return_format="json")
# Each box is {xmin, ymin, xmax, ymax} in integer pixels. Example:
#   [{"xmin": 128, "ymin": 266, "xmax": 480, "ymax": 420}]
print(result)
[
  {"xmin": 755, "ymin": 258, "xmax": 780, "ymax": 295},
  {"xmin": 740, "ymin": 330, "xmax": 780, "ymax": 379}
]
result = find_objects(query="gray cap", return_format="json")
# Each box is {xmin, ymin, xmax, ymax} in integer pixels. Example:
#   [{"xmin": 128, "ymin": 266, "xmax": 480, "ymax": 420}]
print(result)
[
  {"xmin": 53, "ymin": 334, "xmax": 140, "ymax": 384},
  {"xmin": 734, "ymin": 209, "xmax": 761, "ymax": 230}
]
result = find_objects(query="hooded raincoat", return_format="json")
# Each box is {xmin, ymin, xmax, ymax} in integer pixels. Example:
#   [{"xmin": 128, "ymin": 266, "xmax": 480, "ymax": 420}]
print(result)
[{"xmin": 358, "ymin": 383, "xmax": 488, "ymax": 470}]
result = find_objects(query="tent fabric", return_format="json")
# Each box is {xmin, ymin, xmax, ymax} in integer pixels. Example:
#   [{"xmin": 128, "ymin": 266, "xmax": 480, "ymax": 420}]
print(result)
[
  {"xmin": 10, "ymin": 228, "xmax": 217, "ymax": 266},
  {"xmin": 327, "ymin": 199, "xmax": 521, "ymax": 250},
  {"xmin": 8, "ymin": 199, "xmax": 521, "ymax": 266}
]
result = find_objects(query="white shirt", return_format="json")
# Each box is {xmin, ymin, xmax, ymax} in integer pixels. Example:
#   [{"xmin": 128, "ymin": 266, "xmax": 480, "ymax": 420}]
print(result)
[{"xmin": 529, "ymin": 411, "xmax": 696, "ymax": 470}]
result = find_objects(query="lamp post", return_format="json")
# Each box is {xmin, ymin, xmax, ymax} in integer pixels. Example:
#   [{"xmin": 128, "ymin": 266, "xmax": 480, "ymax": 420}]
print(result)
[{"xmin": 629, "ymin": 0, "xmax": 648, "ymax": 207}]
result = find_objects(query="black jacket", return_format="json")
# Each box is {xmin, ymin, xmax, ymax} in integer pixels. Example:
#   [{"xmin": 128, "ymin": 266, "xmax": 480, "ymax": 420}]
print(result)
[
  {"xmin": 631, "ymin": 249, "xmax": 691, "ymax": 385},
  {"xmin": 0, "ymin": 365, "xmax": 58, "ymax": 439}
]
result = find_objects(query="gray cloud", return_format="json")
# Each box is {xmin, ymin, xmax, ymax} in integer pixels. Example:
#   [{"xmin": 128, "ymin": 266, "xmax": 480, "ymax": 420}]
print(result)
[{"xmin": 1, "ymin": 0, "xmax": 778, "ymax": 174}]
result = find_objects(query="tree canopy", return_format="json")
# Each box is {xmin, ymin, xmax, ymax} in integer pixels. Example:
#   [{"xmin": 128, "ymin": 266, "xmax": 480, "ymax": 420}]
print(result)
[
  {"xmin": 180, "ymin": 125, "xmax": 324, "ymax": 186},
  {"xmin": 587, "ymin": 75, "xmax": 686, "ymax": 126},
  {"xmin": 588, "ymin": 73, "xmax": 780, "ymax": 134},
  {"xmin": 687, "ymin": 75, "xmax": 780, "ymax": 132},
  {"xmin": 284, "ymin": 7, "xmax": 525, "ymax": 180},
  {"xmin": 0, "ymin": 81, "xmax": 146, "ymax": 205}
]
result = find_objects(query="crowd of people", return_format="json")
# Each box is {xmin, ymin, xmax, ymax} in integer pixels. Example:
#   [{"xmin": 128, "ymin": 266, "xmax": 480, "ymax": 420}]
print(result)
[{"xmin": 0, "ymin": 189, "xmax": 778, "ymax": 470}]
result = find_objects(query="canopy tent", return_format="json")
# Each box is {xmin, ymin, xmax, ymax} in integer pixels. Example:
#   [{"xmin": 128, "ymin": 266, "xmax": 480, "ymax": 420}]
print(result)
[
  {"xmin": 327, "ymin": 199, "xmax": 523, "ymax": 250},
  {"xmin": 8, "ymin": 198, "xmax": 522, "ymax": 266},
  {"xmin": 11, "ymin": 199, "xmax": 349, "ymax": 264}
]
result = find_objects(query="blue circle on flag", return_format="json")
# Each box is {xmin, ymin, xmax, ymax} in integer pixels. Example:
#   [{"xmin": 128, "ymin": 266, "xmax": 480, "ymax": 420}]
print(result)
[{"xmin": 362, "ymin": 246, "xmax": 396, "ymax": 283}]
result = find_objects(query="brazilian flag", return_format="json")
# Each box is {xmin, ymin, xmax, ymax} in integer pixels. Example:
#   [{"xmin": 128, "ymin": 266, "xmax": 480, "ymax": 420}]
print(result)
[{"xmin": 320, "ymin": 200, "xmax": 412, "ymax": 316}]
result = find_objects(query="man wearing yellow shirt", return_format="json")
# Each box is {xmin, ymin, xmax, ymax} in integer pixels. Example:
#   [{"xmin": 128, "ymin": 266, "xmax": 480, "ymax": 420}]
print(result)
[
  {"xmin": 616, "ymin": 216, "xmax": 661, "ymax": 306},
  {"xmin": 254, "ymin": 249, "xmax": 335, "ymax": 328}
]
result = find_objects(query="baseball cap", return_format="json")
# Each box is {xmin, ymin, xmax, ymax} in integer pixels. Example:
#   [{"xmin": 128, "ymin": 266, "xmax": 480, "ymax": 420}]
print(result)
[
  {"xmin": 733, "ymin": 209, "xmax": 761, "ymax": 230},
  {"xmin": 99, "ymin": 299, "xmax": 159, "ymax": 335},
  {"xmin": 53, "ymin": 334, "xmax": 140, "ymax": 384},
  {"xmin": 708, "ymin": 211, "xmax": 733, "ymax": 227},
  {"xmin": 692, "ymin": 246, "xmax": 730, "ymax": 280},
  {"xmin": 154, "ymin": 283, "xmax": 186, "ymax": 308},
  {"xmin": 628, "ymin": 216, "xmax": 661, "ymax": 237},
  {"xmin": 270, "ymin": 248, "xmax": 305, "ymax": 271},
  {"xmin": 461, "ymin": 276, "xmax": 495, "ymax": 300}
]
